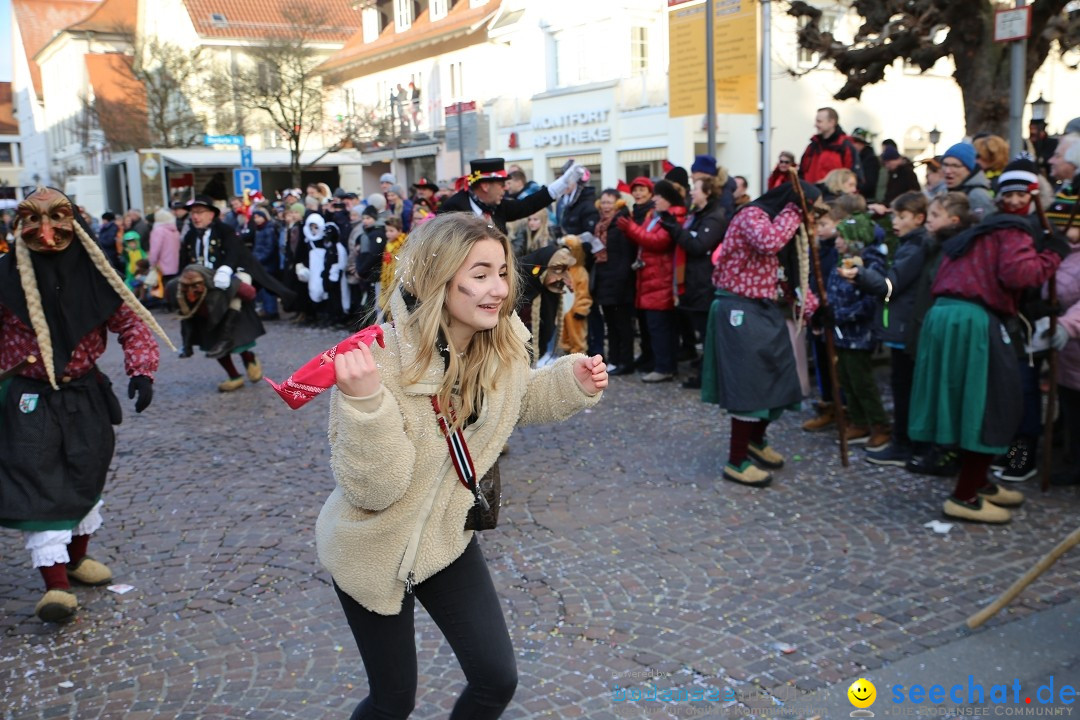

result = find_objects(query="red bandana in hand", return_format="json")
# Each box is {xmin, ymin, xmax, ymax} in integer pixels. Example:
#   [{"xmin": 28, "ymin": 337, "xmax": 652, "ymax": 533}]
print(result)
[{"xmin": 267, "ymin": 325, "xmax": 385, "ymax": 409}]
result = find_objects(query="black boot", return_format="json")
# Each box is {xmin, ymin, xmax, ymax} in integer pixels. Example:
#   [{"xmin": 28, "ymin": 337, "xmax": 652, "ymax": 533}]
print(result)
[
  {"xmin": 205, "ymin": 309, "xmax": 240, "ymax": 359},
  {"xmin": 178, "ymin": 321, "xmax": 194, "ymax": 358}
]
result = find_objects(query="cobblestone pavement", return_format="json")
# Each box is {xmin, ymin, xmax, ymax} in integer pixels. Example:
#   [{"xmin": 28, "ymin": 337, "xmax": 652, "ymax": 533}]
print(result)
[{"xmin": 2, "ymin": 312, "xmax": 1079, "ymax": 720}]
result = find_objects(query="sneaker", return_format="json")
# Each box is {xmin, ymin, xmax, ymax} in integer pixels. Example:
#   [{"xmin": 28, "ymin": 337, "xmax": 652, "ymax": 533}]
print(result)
[
  {"xmin": 67, "ymin": 557, "xmax": 113, "ymax": 586},
  {"xmin": 748, "ymin": 442, "xmax": 784, "ymax": 469},
  {"xmin": 995, "ymin": 438, "xmax": 1037, "ymax": 482},
  {"xmin": 865, "ymin": 443, "xmax": 912, "ymax": 467},
  {"xmin": 35, "ymin": 589, "xmax": 78, "ymax": 623},
  {"xmin": 722, "ymin": 460, "xmax": 773, "ymax": 487},
  {"xmin": 906, "ymin": 447, "xmax": 960, "ymax": 477},
  {"xmin": 977, "ymin": 483, "xmax": 1025, "ymax": 507},
  {"xmin": 943, "ymin": 496, "xmax": 1011, "ymax": 524},
  {"xmin": 641, "ymin": 372, "xmax": 674, "ymax": 383},
  {"xmin": 608, "ymin": 364, "xmax": 634, "ymax": 377},
  {"xmin": 990, "ymin": 447, "xmax": 1014, "ymax": 472}
]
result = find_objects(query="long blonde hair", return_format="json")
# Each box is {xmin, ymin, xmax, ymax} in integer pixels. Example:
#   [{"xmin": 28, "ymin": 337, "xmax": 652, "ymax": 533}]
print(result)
[{"xmin": 388, "ymin": 212, "xmax": 529, "ymax": 430}]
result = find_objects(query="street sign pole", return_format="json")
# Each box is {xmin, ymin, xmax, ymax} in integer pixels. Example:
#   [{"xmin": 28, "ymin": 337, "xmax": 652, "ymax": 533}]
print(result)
[
  {"xmin": 705, "ymin": 0, "xmax": 716, "ymax": 159},
  {"xmin": 1008, "ymin": 0, "xmax": 1026, "ymax": 156},
  {"xmin": 457, "ymin": 102, "xmax": 465, "ymax": 178}
]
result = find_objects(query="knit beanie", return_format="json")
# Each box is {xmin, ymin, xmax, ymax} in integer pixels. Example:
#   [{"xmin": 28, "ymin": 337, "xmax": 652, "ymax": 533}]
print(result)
[
  {"xmin": 691, "ymin": 155, "xmax": 718, "ymax": 176},
  {"xmin": 997, "ymin": 155, "xmax": 1040, "ymax": 195},
  {"xmin": 664, "ymin": 166, "xmax": 689, "ymax": 190},
  {"xmin": 943, "ymin": 142, "xmax": 977, "ymax": 173},
  {"xmin": 362, "ymin": 205, "xmax": 379, "ymax": 220},
  {"xmin": 652, "ymin": 179, "xmax": 685, "ymax": 208}
]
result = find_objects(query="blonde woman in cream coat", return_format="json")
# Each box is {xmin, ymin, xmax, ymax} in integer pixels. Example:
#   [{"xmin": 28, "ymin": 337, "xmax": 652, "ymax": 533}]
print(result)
[{"xmin": 316, "ymin": 212, "xmax": 608, "ymax": 719}]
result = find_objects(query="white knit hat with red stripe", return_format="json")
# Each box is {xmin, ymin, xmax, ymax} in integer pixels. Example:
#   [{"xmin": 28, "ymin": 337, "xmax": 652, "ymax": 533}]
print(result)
[{"xmin": 997, "ymin": 155, "xmax": 1040, "ymax": 195}]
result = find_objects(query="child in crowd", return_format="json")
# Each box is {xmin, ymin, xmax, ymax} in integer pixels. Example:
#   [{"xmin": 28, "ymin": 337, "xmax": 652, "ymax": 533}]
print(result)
[
  {"xmin": 122, "ymin": 231, "xmax": 147, "ymax": 288},
  {"xmin": 841, "ymin": 191, "xmax": 932, "ymax": 465},
  {"xmin": 130, "ymin": 258, "xmax": 151, "ymax": 302},
  {"xmin": 559, "ymin": 235, "xmax": 593, "ymax": 355},
  {"xmin": 378, "ymin": 217, "xmax": 407, "ymax": 320},
  {"xmin": 821, "ymin": 199, "xmax": 890, "ymax": 448},
  {"xmin": 986, "ymin": 158, "xmax": 1062, "ymax": 482},
  {"xmin": 907, "ymin": 182, "xmax": 1068, "ymax": 523}
]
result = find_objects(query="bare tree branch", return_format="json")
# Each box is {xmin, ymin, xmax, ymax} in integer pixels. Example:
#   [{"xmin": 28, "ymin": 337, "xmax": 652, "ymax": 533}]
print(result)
[{"xmin": 785, "ymin": 0, "xmax": 1078, "ymax": 135}]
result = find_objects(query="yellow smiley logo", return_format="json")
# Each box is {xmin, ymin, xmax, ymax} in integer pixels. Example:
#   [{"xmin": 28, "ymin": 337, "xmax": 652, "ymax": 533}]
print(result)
[{"xmin": 848, "ymin": 678, "xmax": 877, "ymax": 708}]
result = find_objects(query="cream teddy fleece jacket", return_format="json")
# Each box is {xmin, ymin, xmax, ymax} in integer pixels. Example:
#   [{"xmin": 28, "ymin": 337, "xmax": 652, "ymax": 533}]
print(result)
[{"xmin": 316, "ymin": 290, "xmax": 603, "ymax": 615}]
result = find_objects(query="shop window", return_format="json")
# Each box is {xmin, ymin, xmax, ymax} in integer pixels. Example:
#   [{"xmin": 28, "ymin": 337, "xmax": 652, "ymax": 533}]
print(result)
[
  {"xmin": 630, "ymin": 26, "xmax": 649, "ymax": 75},
  {"xmin": 624, "ymin": 161, "xmax": 659, "ymax": 182}
]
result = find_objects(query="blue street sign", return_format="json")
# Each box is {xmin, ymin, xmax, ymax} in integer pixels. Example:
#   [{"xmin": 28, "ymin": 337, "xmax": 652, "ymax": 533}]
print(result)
[
  {"xmin": 204, "ymin": 134, "xmax": 245, "ymax": 146},
  {"xmin": 240, "ymin": 145, "xmax": 253, "ymax": 168},
  {"xmin": 233, "ymin": 168, "xmax": 262, "ymax": 194}
]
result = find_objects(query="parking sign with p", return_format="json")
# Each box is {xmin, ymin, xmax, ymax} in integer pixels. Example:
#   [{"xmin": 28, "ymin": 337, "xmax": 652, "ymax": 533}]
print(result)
[{"xmin": 233, "ymin": 168, "xmax": 262, "ymax": 194}]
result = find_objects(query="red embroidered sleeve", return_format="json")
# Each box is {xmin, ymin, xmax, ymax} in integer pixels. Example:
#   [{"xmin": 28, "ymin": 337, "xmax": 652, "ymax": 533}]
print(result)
[{"xmin": 107, "ymin": 304, "xmax": 160, "ymax": 379}]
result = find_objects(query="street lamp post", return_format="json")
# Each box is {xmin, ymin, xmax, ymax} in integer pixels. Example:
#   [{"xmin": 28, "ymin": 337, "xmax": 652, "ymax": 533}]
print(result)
[
  {"xmin": 928, "ymin": 127, "xmax": 941, "ymax": 157},
  {"xmin": 1031, "ymin": 94, "xmax": 1051, "ymax": 124}
]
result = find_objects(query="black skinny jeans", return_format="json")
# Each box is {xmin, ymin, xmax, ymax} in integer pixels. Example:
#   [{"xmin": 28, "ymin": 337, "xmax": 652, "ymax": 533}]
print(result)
[{"xmin": 334, "ymin": 537, "xmax": 518, "ymax": 720}]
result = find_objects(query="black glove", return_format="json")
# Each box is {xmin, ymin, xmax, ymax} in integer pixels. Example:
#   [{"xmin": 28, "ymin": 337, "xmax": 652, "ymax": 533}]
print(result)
[
  {"xmin": 128, "ymin": 375, "xmax": 153, "ymax": 414},
  {"xmin": 1042, "ymin": 229, "xmax": 1071, "ymax": 261},
  {"xmin": 816, "ymin": 303, "xmax": 836, "ymax": 329}
]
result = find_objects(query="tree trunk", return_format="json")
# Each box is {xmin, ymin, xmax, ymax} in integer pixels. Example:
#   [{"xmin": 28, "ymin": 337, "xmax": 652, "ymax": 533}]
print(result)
[
  {"xmin": 291, "ymin": 136, "xmax": 302, "ymax": 188},
  {"xmin": 951, "ymin": 5, "xmax": 1015, "ymax": 137}
]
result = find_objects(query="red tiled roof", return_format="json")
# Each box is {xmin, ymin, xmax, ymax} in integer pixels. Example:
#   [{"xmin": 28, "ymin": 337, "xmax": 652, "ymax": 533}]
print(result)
[
  {"xmin": 181, "ymin": 0, "xmax": 361, "ymax": 42},
  {"xmin": 12, "ymin": 0, "xmax": 102, "ymax": 97},
  {"xmin": 85, "ymin": 53, "xmax": 143, "ymax": 108},
  {"xmin": 320, "ymin": 0, "xmax": 502, "ymax": 76},
  {"xmin": 68, "ymin": 0, "xmax": 137, "ymax": 33},
  {"xmin": 0, "ymin": 83, "xmax": 18, "ymax": 135},
  {"xmin": 85, "ymin": 52, "xmax": 148, "ymax": 147}
]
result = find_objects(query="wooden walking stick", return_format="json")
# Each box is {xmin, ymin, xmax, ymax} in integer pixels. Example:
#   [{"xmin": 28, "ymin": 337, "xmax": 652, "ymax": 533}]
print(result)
[
  {"xmin": 0, "ymin": 355, "xmax": 36, "ymax": 384},
  {"xmin": 1033, "ymin": 195, "xmax": 1060, "ymax": 492},
  {"xmin": 789, "ymin": 170, "xmax": 849, "ymax": 467},
  {"xmin": 966, "ymin": 526, "xmax": 1080, "ymax": 629}
]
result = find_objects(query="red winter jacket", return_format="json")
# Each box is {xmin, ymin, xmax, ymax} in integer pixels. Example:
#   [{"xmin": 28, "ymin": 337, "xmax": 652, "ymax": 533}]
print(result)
[
  {"xmin": 798, "ymin": 130, "xmax": 861, "ymax": 184},
  {"xmin": 617, "ymin": 206, "xmax": 687, "ymax": 311}
]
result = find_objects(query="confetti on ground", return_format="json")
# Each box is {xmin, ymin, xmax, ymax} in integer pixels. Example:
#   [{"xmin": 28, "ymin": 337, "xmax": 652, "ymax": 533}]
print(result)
[
  {"xmin": 107, "ymin": 584, "xmax": 135, "ymax": 595},
  {"xmin": 923, "ymin": 520, "xmax": 954, "ymax": 535}
]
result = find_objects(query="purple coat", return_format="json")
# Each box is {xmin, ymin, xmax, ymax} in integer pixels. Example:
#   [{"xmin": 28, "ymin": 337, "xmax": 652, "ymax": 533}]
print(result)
[{"xmin": 1055, "ymin": 251, "xmax": 1080, "ymax": 390}]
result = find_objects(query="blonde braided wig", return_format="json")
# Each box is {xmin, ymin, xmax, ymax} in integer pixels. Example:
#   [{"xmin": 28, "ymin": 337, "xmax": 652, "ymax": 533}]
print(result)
[
  {"xmin": 12, "ymin": 216, "xmax": 176, "ymax": 389},
  {"xmin": 795, "ymin": 223, "xmax": 811, "ymax": 331}
]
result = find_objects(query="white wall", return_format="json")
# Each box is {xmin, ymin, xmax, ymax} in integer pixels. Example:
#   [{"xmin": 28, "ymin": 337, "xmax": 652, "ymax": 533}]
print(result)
[{"xmin": 12, "ymin": 13, "xmax": 51, "ymax": 187}]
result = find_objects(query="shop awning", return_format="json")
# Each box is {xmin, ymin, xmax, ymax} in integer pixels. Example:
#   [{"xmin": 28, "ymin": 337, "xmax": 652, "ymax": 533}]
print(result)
[
  {"xmin": 156, "ymin": 147, "xmax": 366, "ymax": 169},
  {"xmin": 361, "ymin": 143, "xmax": 440, "ymax": 163},
  {"xmin": 548, "ymin": 152, "xmax": 602, "ymax": 168},
  {"xmin": 618, "ymin": 148, "xmax": 666, "ymax": 163}
]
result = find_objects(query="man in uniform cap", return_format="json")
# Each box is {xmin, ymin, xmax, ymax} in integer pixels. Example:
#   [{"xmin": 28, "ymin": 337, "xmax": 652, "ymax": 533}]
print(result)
[{"xmin": 438, "ymin": 157, "xmax": 584, "ymax": 235}]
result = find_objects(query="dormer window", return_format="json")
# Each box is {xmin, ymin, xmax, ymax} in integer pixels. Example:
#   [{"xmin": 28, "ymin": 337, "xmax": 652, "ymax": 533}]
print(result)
[
  {"xmin": 362, "ymin": 7, "xmax": 380, "ymax": 42},
  {"xmin": 210, "ymin": 13, "xmax": 227, "ymax": 27},
  {"xmin": 394, "ymin": 0, "xmax": 413, "ymax": 31}
]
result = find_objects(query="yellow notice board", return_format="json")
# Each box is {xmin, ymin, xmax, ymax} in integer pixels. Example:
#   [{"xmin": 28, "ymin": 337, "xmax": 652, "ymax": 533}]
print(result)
[
  {"xmin": 668, "ymin": 0, "xmax": 758, "ymax": 118},
  {"xmin": 714, "ymin": 0, "xmax": 758, "ymax": 115},
  {"xmin": 669, "ymin": 1, "xmax": 707, "ymax": 118}
]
